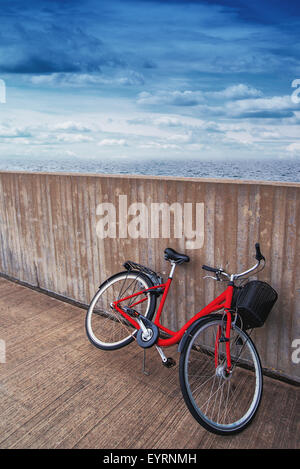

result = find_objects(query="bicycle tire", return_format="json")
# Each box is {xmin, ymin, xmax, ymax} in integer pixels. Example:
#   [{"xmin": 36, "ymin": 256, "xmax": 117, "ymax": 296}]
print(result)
[
  {"xmin": 85, "ymin": 270, "xmax": 157, "ymax": 351},
  {"xmin": 179, "ymin": 315, "xmax": 263, "ymax": 435}
]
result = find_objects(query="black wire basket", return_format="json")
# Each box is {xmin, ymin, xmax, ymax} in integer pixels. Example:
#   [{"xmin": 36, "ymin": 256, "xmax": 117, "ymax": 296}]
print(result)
[{"xmin": 232, "ymin": 280, "xmax": 278, "ymax": 329}]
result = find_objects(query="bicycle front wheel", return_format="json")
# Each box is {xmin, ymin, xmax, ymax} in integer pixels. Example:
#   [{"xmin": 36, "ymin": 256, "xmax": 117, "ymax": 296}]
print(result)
[
  {"xmin": 179, "ymin": 315, "xmax": 263, "ymax": 435},
  {"xmin": 85, "ymin": 271, "xmax": 156, "ymax": 351}
]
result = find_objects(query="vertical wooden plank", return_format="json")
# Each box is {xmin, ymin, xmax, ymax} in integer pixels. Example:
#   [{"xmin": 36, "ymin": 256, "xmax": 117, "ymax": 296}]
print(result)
[
  {"xmin": 291, "ymin": 187, "xmax": 300, "ymax": 381},
  {"xmin": 82, "ymin": 176, "xmax": 96, "ymax": 301},
  {"xmin": 204, "ymin": 182, "xmax": 216, "ymax": 306},
  {"xmin": 15, "ymin": 173, "xmax": 32, "ymax": 282},
  {"xmin": 94, "ymin": 175, "xmax": 106, "ymax": 287},
  {"xmin": 267, "ymin": 186, "xmax": 287, "ymax": 373},
  {"xmin": 257, "ymin": 185, "xmax": 276, "ymax": 368},
  {"xmin": 47, "ymin": 174, "xmax": 61, "ymax": 293},
  {"xmin": 193, "ymin": 180, "xmax": 206, "ymax": 314},
  {"xmin": 0, "ymin": 174, "xmax": 15, "ymax": 276},
  {"xmin": 236, "ymin": 183, "xmax": 250, "ymax": 274},
  {"xmin": 224, "ymin": 182, "xmax": 238, "ymax": 275},
  {"xmin": 280, "ymin": 187, "xmax": 299, "ymax": 378},
  {"xmin": 70, "ymin": 175, "xmax": 83, "ymax": 301},
  {"xmin": 76, "ymin": 176, "xmax": 89, "ymax": 303},
  {"xmin": 0, "ymin": 175, "xmax": 7, "ymax": 273}
]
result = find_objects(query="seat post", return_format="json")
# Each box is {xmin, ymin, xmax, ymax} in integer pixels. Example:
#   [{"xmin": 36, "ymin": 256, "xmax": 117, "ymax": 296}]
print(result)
[{"xmin": 169, "ymin": 261, "xmax": 177, "ymax": 279}]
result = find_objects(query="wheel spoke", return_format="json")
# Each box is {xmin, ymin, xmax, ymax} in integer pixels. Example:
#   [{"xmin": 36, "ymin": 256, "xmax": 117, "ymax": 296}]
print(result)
[
  {"xmin": 180, "ymin": 317, "xmax": 262, "ymax": 434},
  {"xmin": 86, "ymin": 272, "xmax": 154, "ymax": 349}
]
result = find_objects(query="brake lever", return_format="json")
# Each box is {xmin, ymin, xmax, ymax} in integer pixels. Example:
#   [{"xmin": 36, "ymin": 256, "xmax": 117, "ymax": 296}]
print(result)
[{"xmin": 203, "ymin": 274, "xmax": 222, "ymax": 281}]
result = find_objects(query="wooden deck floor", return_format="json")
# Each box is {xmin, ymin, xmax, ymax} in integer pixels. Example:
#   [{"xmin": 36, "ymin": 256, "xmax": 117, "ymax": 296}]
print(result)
[{"xmin": 0, "ymin": 277, "xmax": 299, "ymax": 449}]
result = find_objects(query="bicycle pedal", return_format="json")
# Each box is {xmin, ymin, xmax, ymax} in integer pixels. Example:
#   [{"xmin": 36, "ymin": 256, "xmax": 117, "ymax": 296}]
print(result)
[{"xmin": 162, "ymin": 357, "xmax": 176, "ymax": 368}]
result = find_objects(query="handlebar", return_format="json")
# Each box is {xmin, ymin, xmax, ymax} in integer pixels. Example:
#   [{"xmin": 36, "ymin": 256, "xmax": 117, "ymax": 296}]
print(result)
[
  {"xmin": 202, "ymin": 243, "xmax": 265, "ymax": 281},
  {"xmin": 202, "ymin": 264, "xmax": 220, "ymax": 274},
  {"xmin": 255, "ymin": 243, "xmax": 265, "ymax": 262}
]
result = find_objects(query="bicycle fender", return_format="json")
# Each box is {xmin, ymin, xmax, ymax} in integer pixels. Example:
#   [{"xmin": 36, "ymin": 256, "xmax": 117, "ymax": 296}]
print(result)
[
  {"xmin": 99, "ymin": 270, "xmax": 155, "ymax": 290},
  {"xmin": 178, "ymin": 320, "xmax": 202, "ymax": 354},
  {"xmin": 178, "ymin": 314, "xmax": 222, "ymax": 353}
]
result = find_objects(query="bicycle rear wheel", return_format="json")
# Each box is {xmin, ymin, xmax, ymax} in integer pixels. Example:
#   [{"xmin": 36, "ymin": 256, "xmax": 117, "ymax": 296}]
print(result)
[
  {"xmin": 85, "ymin": 271, "xmax": 156, "ymax": 350},
  {"xmin": 179, "ymin": 315, "xmax": 263, "ymax": 435}
]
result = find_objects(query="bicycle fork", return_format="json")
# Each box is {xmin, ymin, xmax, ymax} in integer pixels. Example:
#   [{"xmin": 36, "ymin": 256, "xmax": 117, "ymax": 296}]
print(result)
[
  {"xmin": 215, "ymin": 281, "xmax": 234, "ymax": 374},
  {"xmin": 215, "ymin": 311, "xmax": 232, "ymax": 375}
]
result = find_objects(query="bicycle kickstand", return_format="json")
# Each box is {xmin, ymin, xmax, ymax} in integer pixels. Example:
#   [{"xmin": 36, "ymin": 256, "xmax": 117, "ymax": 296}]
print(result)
[{"xmin": 142, "ymin": 349, "xmax": 150, "ymax": 376}]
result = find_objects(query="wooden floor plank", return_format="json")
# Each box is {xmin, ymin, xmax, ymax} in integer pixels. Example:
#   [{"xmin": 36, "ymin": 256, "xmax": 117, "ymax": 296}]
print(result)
[{"xmin": 0, "ymin": 277, "xmax": 299, "ymax": 449}]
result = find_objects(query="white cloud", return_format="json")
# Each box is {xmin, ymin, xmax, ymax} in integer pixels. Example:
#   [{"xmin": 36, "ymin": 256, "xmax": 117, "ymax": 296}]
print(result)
[
  {"xmin": 53, "ymin": 121, "xmax": 95, "ymax": 132},
  {"xmin": 55, "ymin": 133, "xmax": 94, "ymax": 143},
  {"xmin": 224, "ymin": 131, "xmax": 256, "ymax": 145},
  {"xmin": 186, "ymin": 143, "xmax": 205, "ymax": 151},
  {"xmin": 137, "ymin": 90, "xmax": 204, "ymax": 106},
  {"xmin": 137, "ymin": 84, "xmax": 262, "ymax": 108},
  {"xmin": 98, "ymin": 138, "xmax": 127, "ymax": 146},
  {"xmin": 128, "ymin": 113, "xmax": 214, "ymax": 131},
  {"xmin": 0, "ymin": 124, "xmax": 32, "ymax": 138},
  {"xmin": 258, "ymin": 131, "xmax": 279, "ymax": 139},
  {"xmin": 30, "ymin": 71, "xmax": 145, "ymax": 87},
  {"xmin": 166, "ymin": 133, "xmax": 192, "ymax": 143},
  {"xmin": 139, "ymin": 141, "xmax": 181, "ymax": 150},
  {"xmin": 208, "ymin": 84, "xmax": 262, "ymax": 100},
  {"xmin": 226, "ymin": 95, "xmax": 297, "ymax": 117},
  {"xmin": 286, "ymin": 142, "xmax": 300, "ymax": 153}
]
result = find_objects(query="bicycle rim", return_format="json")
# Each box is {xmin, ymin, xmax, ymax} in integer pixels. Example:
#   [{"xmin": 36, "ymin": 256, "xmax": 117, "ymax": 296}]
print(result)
[
  {"xmin": 180, "ymin": 317, "xmax": 262, "ymax": 435},
  {"xmin": 86, "ymin": 271, "xmax": 156, "ymax": 350}
]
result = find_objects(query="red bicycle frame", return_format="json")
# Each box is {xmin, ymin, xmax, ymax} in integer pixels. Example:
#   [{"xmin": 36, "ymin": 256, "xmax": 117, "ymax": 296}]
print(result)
[{"xmin": 113, "ymin": 275, "xmax": 234, "ymax": 369}]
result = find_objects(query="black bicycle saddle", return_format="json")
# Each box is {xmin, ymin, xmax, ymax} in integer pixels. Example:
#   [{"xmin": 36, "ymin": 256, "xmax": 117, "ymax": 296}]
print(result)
[{"xmin": 164, "ymin": 248, "xmax": 190, "ymax": 264}]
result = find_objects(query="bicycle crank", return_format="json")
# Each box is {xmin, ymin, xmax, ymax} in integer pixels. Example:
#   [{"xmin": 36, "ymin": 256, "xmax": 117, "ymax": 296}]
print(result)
[
  {"xmin": 121, "ymin": 306, "xmax": 159, "ymax": 348},
  {"xmin": 136, "ymin": 320, "xmax": 159, "ymax": 348}
]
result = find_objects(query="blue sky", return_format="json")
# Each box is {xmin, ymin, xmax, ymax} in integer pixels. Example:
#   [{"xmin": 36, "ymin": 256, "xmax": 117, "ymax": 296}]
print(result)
[{"xmin": 0, "ymin": 0, "xmax": 300, "ymax": 162}]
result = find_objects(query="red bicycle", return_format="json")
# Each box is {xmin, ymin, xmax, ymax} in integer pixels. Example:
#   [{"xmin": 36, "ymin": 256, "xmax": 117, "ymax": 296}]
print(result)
[{"xmin": 86, "ymin": 244, "xmax": 277, "ymax": 435}]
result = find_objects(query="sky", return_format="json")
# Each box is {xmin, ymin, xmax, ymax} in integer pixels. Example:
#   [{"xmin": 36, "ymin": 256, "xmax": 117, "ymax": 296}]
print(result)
[{"xmin": 0, "ymin": 0, "xmax": 300, "ymax": 163}]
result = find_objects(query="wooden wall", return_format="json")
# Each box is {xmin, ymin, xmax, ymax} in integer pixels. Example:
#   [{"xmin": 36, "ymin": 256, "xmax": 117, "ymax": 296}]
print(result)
[{"xmin": 0, "ymin": 171, "xmax": 299, "ymax": 382}]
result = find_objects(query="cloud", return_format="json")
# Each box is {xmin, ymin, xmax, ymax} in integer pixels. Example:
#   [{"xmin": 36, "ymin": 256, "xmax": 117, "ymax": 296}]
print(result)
[
  {"xmin": 286, "ymin": 142, "xmax": 300, "ymax": 154},
  {"xmin": 136, "ymin": 84, "xmax": 263, "ymax": 109},
  {"xmin": 224, "ymin": 130, "xmax": 256, "ymax": 145},
  {"xmin": 128, "ymin": 114, "xmax": 208, "ymax": 129},
  {"xmin": 0, "ymin": 3, "xmax": 127, "ymax": 76},
  {"xmin": 166, "ymin": 133, "xmax": 192, "ymax": 143},
  {"xmin": 0, "ymin": 124, "xmax": 32, "ymax": 138},
  {"xmin": 98, "ymin": 138, "xmax": 128, "ymax": 146},
  {"xmin": 208, "ymin": 84, "xmax": 262, "ymax": 100},
  {"xmin": 30, "ymin": 71, "xmax": 145, "ymax": 87},
  {"xmin": 52, "ymin": 121, "xmax": 95, "ymax": 132},
  {"xmin": 0, "ymin": 25, "xmax": 112, "ymax": 74},
  {"xmin": 55, "ymin": 133, "xmax": 94, "ymax": 143},
  {"xmin": 137, "ymin": 90, "xmax": 204, "ymax": 106},
  {"xmin": 0, "ymin": 120, "xmax": 96, "ymax": 146},
  {"xmin": 139, "ymin": 141, "xmax": 181, "ymax": 150},
  {"xmin": 225, "ymin": 95, "xmax": 298, "ymax": 118}
]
